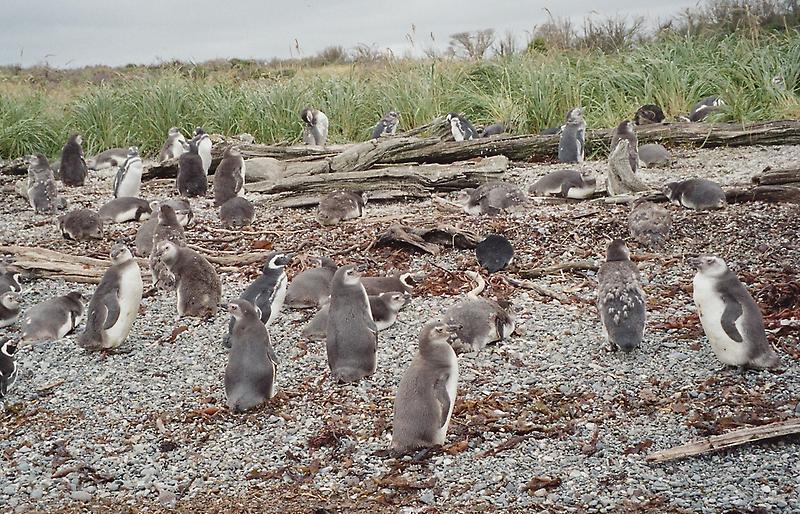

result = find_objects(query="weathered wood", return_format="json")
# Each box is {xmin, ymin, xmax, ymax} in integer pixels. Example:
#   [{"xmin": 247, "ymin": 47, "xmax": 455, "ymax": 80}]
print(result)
[
  {"xmin": 725, "ymin": 185, "xmax": 800, "ymax": 204},
  {"xmin": 752, "ymin": 167, "xmax": 800, "ymax": 186},
  {"xmin": 374, "ymin": 224, "xmax": 482, "ymax": 255},
  {"xmin": 646, "ymin": 418, "xmax": 800, "ymax": 463},
  {"xmin": 606, "ymin": 139, "xmax": 648, "ymax": 195},
  {"xmin": 518, "ymin": 260, "xmax": 600, "ymax": 279}
]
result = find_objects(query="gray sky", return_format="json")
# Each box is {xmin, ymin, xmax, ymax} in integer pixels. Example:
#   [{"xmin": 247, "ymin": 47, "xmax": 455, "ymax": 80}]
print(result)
[{"xmin": 2, "ymin": 0, "xmax": 700, "ymax": 68}]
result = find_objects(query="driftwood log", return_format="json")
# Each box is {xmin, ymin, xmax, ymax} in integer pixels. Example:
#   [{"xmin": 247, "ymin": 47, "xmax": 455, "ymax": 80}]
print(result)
[
  {"xmin": 374, "ymin": 224, "xmax": 482, "ymax": 255},
  {"xmin": 752, "ymin": 167, "xmax": 800, "ymax": 186},
  {"xmin": 606, "ymin": 139, "xmax": 648, "ymax": 196}
]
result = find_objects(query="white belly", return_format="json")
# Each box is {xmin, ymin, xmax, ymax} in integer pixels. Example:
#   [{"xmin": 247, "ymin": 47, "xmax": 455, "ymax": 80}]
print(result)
[
  {"xmin": 117, "ymin": 176, "xmax": 142, "ymax": 199},
  {"xmin": 434, "ymin": 349, "xmax": 459, "ymax": 444},
  {"xmin": 238, "ymin": 162, "xmax": 246, "ymax": 195},
  {"xmin": 266, "ymin": 275, "xmax": 288, "ymax": 326},
  {"xmin": 566, "ymin": 183, "xmax": 595, "ymax": 199},
  {"xmin": 103, "ymin": 264, "xmax": 143, "ymax": 348},
  {"xmin": 693, "ymin": 274, "xmax": 749, "ymax": 365}
]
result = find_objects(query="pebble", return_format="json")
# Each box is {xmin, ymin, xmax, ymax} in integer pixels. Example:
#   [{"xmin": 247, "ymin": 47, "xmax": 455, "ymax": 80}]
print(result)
[{"xmin": 70, "ymin": 491, "xmax": 92, "ymax": 502}]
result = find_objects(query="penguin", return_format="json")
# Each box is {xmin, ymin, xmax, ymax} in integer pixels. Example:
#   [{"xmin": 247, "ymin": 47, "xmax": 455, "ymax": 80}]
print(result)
[
  {"xmin": 391, "ymin": 319, "xmax": 459, "ymax": 452},
  {"xmin": 633, "ymin": 104, "xmax": 665, "ymax": 125},
  {"xmin": 149, "ymin": 204, "xmax": 186, "ymax": 291},
  {"xmin": 628, "ymin": 200, "xmax": 672, "ymax": 250},
  {"xmin": 689, "ymin": 96, "xmax": 725, "ymax": 122},
  {"xmin": 539, "ymin": 126, "xmax": 562, "ymax": 135},
  {"xmin": 213, "ymin": 146, "xmax": 246, "ymax": 207},
  {"xmin": 77, "ymin": 244, "xmax": 143, "ymax": 350},
  {"xmin": 113, "ymin": 146, "xmax": 144, "ymax": 198},
  {"xmin": 445, "ymin": 112, "xmax": 478, "ymax": 141},
  {"xmin": 193, "ymin": 128, "xmax": 213, "ymax": 174},
  {"xmin": 159, "ymin": 127, "xmax": 187, "ymax": 162},
  {"xmin": 0, "ymin": 339, "xmax": 18, "ymax": 400},
  {"xmin": 0, "ymin": 292, "xmax": 21, "ymax": 327},
  {"xmin": 664, "ymin": 179, "xmax": 726, "ymax": 210},
  {"xmin": 98, "ymin": 197, "xmax": 153, "ymax": 223},
  {"xmin": 558, "ymin": 107, "xmax": 586, "ymax": 163},
  {"xmin": 597, "ymin": 239, "xmax": 646, "ymax": 352},
  {"xmin": 316, "ymin": 190, "xmax": 366, "ymax": 226},
  {"xmin": 284, "ymin": 256, "xmax": 338, "ymax": 309},
  {"xmin": 21, "ymin": 291, "xmax": 84, "ymax": 342},
  {"xmin": 0, "ymin": 267, "xmax": 22, "ymax": 295},
  {"xmin": 639, "ymin": 143, "xmax": 674, "ymax": 168},
  {"xmin": 529, "ymin": 169, "xmax": 596, "ymax": 199},
  {"xmin": 302, "ymin": 291, "xmax": 407, "ymax": 341},
  {"xmin": 220, "ymin": 197, "xmax": 255, "ymax": 229},
  {"xmin": 27, "ymin": 154, "xmax": 59, "ymax": 214},
  {"xmin": 371, "ymin": 111, "xmax": 400, "ymax": 139},
  {"xmin": 443, "ymin": 271, "xmax": 514, "ymax": 353},
  {"xmin": 58, "ymin": 208, "xmax": 104, "ymax": 240},
  {"xmin": 300, "ymin": 107, "xmax": 329, "ymax": 146},
  {"xmin": 135, "ymin": 199, "xmax": 192, "ymax": 256},
  {"xmin": 326, "ymin": 265, "xmax": 378, "ymax": 383},
  {"xmin": 480, "ymin": 122, "xmax": 507, "ymax": 138},
  {"xmin": 223, "ymin": 252, "xmax": 291, "ymax": 347},
  {"xmin": 692, "ymin": 255, "xmax": 780, "ymax": 369},
  {"xmin": 475, "ymin": 234, "xmax": 514, "ymax": 274},
  {"xmin": 361, "ymin": 272, "xmax": 415, "ymax": 296},
  {"xmin": 457, "ymin": 181, "xmax": 527, "ymax": 215},
  {"xmin": 176, "ymin": 139, "xmax": 208, "ymax": 197},
  {"xmin": 88, "ymin": 148, "xmax": 128, "ymax": 170},
  {"xmin": 155, "ymin": 241, "xmax": 221, "ymax": 318},
  {"xmin": 225, "ymin": 299, "xmax": 278, "ymax": 412},
  {"xmin": 166, "ymin": 197, "xmax": 193, "ymax": 227},
  {"xmin": 59, "ymin": 133, "xmax": 88, "ymax": 187},
  {"xmin": 610, "ymin": 120, "xmax": 639, "ymax": 173}
]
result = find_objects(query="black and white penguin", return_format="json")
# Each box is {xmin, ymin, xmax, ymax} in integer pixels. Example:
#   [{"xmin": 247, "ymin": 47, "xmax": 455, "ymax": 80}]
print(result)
[
  {"xmin": 597, "ymin": 239, "xmax": 646, "ymax": 352},
  {"xmin": 692, "ymin": 255, "xmax": 780, "ymax": 369},
  {"xmin": 302, "ymin": 291, "xmax": 407, "ymax": 341},
  {"xmin": 176, "ymin": 138, "xmax": 208, "ymax": 198},
  {"xmin": 475, "ymin": 234, "xmax": 514, "ymax": 274},
  {"xmin": 445, "ymin": 112, "xmax": 478, "ymax": 141},
  {"xmin": 371, "ymin": 111, "xmax": 400, "ymax": 139},
  {"xmin": 391, "ymin": 319, "xmax": 459, "ymax": 452},
  {"xmin": 113, "ymin": 146, "xmax": 143, "ymax": 198},
  {"xmin": 688, "ymin": 96, "xmax": 725, "ymax": 122},
  {"xmin": 27, "ymin": 154, "xmax": 59, "ymax": 214},
  {"xmin": 21, "ymin": 291, "xmax": 84, "ymax": 342},
  {"xmin": 192, "ymin": 127, "xmax": 213, "ymax": 174},
  {"xmin": 58, "ymin": 208, "xmax": 104, "ymax": 240},
  {"xmin": 316, "ymin": 190, "xmax": 366, "ymax": 226},
  {"xmin": 59, "ymin": 133, "xmax": 88, "ymax": 187},
  {"xmin": 558, "ymin": 107, "xmax": 586, "ymax": 163},
  {"xmin": 610, "ymin": 120, "xmax": 639, "ymax": 173},
  {"xmin": 443, "ymin": 271, "xmax": 514, "ymax": 353},
  {"xmin": 87, "ymin": 147, "xmax": 128, "ymax": 170},
  {"xmin": 529, "ymin": 169, "xmax": 596, "ymax": 199},
  {"xmin": 664, "ymin": 178, "xmax": 726, "ymax": 210},
  {"xmin": 98, "ymin": 197, "xmax": 153, "ymax": 223},
  {"xmin": 633, "ymin": 104, "xmax": 665, "ymax": 125},
  {"xmin": 0, "ymin": 267, "xmax": 22, "ymax": 295},
  {"xmin": 361, "ymin": 272, "xmax": 415, "ymax": 296},
  {"xmin": 457, "ymin": 181, "xmax": 527, "ymax": 215},
  {"xmin": 0, "ymin": 292, "xmax": 21, "ymax": 327},
  {"xmin": 219, "ymin": 197, "xmax": 255, "ymax": 229},
  {"xmin": 0, "ymin": 339, "xmax": 19, "ymax": 400},
  {"xmin": 284, "ymin": 256, "xmax": 338, "ymax": 309},
  {"xmin": 159, "ymin": 127, "xmax": 187, "ymax": 162},
  {"xmin": 156, "ymin": 241, "xmax": 221, "ymax": 318},
  {"xmin": 300, "ymin": 107, "xmax": 329, "ymax": 146},
  {"xmin": 639, "ymin": 143, "xmax": 674, "ymax": 168},
  {"xmin": 213, "ymin": 146, "xmax": 246, "ymax": 207},
  {"xmin": 628, "ymin": 200, "xmax": 672, "ymax": 250}
]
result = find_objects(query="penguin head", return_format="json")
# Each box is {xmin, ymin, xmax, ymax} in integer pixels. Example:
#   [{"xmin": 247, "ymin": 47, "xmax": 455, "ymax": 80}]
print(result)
[
  {"xmin": 300, "ymin": 108, "xmax": 314, "ymax": 125},
  {"xmin": 1, "ymin": 292, "xmax": 19, "ymax": 310},
  {"xmin": 580, "ymin": 170, "xmax": 597, "ymax": 187},
  {"xmin": 168, "ymin": 127, "xmax": 181, "ymax": 135},
  {"xmin": 382, "ymin": 292, "xmax": 409, "ymax": 312},
  {"xmin": 340, "ymin": 265, "xmax": 362, "ymax": 286},
  {"xmin": 662, "ymin": 182, "xmax": 680, "ymax": 202},
  {"xmin": 69, "ymin": 133, "xmax": 83, "ymax": 146},
  {"xmin": 193, "ymin": 127, "xmax": 206, "ymax": 137},
  {"xmin": 66, "ymin": 291, "xmax": 84, "ymax": 304},
  {"xmin": 566, "ymin": 107, "xmax": 584, "ymax": 123},
  {"xmin": 127, "ymin": 146, "xmax": 139, "ymax": 158},
  {"xmin": 227, "ymin": 299, "xmax": 259, "ymax": 320},
  {"xmin": 616, "ymin": 120, "xmax": 635, "ymax": 135},
  {"xmin": 420, "ymin": 319, "xmax": 459, "ymax": 345},
  {"xmin": 605, "ymin": 239, "xmax": 630, "ymax": 262},
  {"xmin": 224, "ymin": 145, "xmax": 242, "ymax": 158},
  {"xmin": 264, "ymin": 252, "xmax": 291, "ymax": 271},
  {"xmin": 456, "ymin": 188, "xmax": 476, "ymax": 206},
  {"xmin": 387, "ymin": 111, "xmax": 400, "ymax": 120},
  {"xmin": 155, "ymin": 241, "xmax": 179, "ymax": 264},
  {"xmin": 29, "ymin": 154, "xmax": 49, "ymax": 169},
  {"xmin": 692, "ymin": 255, "xmax": 727, "ymax": 277},
  {"xmin": 109, "ymin": 244, "xmax": 133, "ymax": 264},
  {"xmin": 158, "ymin": 204, "xmax": 179, "ymax": 225},
  {"xmin": 1, "ymin": 339, "xmax": 17, "ymax": 358}
]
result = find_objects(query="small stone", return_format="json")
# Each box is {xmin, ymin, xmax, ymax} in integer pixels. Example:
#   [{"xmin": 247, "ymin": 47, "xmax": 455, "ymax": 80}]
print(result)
[
  {"xmin": 70, "ymin": 491, "xmax": 92, "ymax": 502},
  {"xmin": 419, "ymin": 490, "xmax": 435, "ymax": 505},
  {"xmin": 29, "ymin": 489, "xmax": 44, "ymax": 500}
]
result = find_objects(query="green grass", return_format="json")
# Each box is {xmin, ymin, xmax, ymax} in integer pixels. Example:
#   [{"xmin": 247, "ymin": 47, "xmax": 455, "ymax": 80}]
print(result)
[{"xmin": 1, "ymin": 32, "xmax": 798, "ymax": 160}]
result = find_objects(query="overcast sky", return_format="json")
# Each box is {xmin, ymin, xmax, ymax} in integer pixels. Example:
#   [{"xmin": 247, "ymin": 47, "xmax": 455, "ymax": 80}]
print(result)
[{"xmin": 1, "ymin": 0, "xmax": 701, "ymax": 68}]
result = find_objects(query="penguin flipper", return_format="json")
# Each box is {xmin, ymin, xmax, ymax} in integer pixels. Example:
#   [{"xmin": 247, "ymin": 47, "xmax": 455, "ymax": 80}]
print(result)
[
  {"xmin": 101, "ymin": 292, "xmax": 121, "ymax": 330},
  {"xmin": 252, "ymin": 291, "xmax": 273, "ymax": 325},
  {"xmin": 113, "ymin": 168, "xmax": 123, "ymax": 197},
  {"xmin": 720, "ymin": 292, "xmax": 744, "ymax": 343},
  {"xmin": 434, "ymin": 374, "xmax": 451, "ymax": 428}
]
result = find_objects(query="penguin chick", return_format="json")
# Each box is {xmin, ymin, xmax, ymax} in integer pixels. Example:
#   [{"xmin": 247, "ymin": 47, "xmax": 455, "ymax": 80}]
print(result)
[
  {"xmin": 692, "ymin": 255, "xmax": 780, "ymax": 369},
  {"xmin": 371, "ymin": 111, "xmax": 400, "ymax": 139},
  {"xmin": 628, "ymin": 201, "xmax": 672, "ymax": 250},
  {"xmin": 0, "ymin": 292, "xmax": 21, "ymax": 327},
  {"xmin": 638, "ymin": 143, "xmax": 674, "ymax": 168},
  {"xmin": 156, "ymin": 241, "xmax": 221, "ymax": 318},
  {"xmin": 285, "ymin": 256, "xmax": 338, "ymax": 309},
  {"xmin": 316, "ymin": 190, "xmax": 366, "ymax": 226},
  {"xmin": 193, "ymin": 127, "xmax": 213, "ymax": 174},
  {"xmin": 445, "ymin": 112, "xmax": 478, "ymax": 141},
  {"xmin": 689, "ymin": 96, "xmax": 725, "ymax": 122},
  {"xmin": 220, "ymin": 197, "xmax": 255, "ymax": 229},
  {"xmin": 98, "ymin": 197, "xmax": 152, "ymax": 223},
  {"xmin": 633, "ymin": 104, "xmax": 665, "ymax": 125},
  {"xmin": 597, "ymin": 239, "xmax": 646, "ymax": 352},
  {"xmin": 0, "ymin": 339, "xmax": 19, "ymax": 400},
  {"xmin": 558, "ymin": 107, "xmax": 586, "ymax": 163},
  {"xmin": 214, "ymin": 146, "xmax": 246, "ymax": 206},
  {"xmin": 480, "ymin": 122, "xmax": 507, "ymax": 138},
  {"xmin": 176, "ymin": 139, "xmax": 208, "ymax": 198},
  {"xmin": 77, "ymin": 244, "xmax": 143, "ymax": 350},
  {"xmin": 59, "ymin": 133, "xmax": 88, "ymax": 187},
  {"xmin": 27, "ymin": 154, "xmax": 59, "ymax": 214},
  {"xmin": 159, "ymin": 127, "xmax": 187, "ymax": 162},
  {"xmin": 135, "ymin": 199, "xmax": 192, "ymax": 256},
  {"xmin": 225, "ymin": 299, "xmax": 279, "ymax": 412},
  {"xmin": 529, "ymin": 169, "xmax": 596, "ymax": 199},
  {"xmin": 113, "ymin": 146, "xmax": 143, "ymax": 198},
  {"xmin": 443, "ymin": 271, "xmax": 515, "ymax": 353},
  {"xmin": 300, "ymin": 107, "xmax": 329, "ymax": 146},
  {"xmin": 361, "ymin": 272, "xmax": 415, "ymax": 296},
  {"xmin": 664, "ymin": 179, "xmax": 726, "ymax": 210},
  {"xmin": 149, "ymin": 205, "xmax": 186, "ymax": 291},
  {"xmin": 302, "ymin": 292, "xmax": 407, "ymax": 341},
  {"xmin": 457, "ymin": 181, "xmax": 527, "ymax": 216},
  {"xmin": 88, "ymin": 147, "xmax": 128, "ymax": 170},
  {"xmin": 326, "ymin": 265, "xmax": 378, "ymax": 383},
  {"xmin": 21, "ymin": 291, "xmax": 84, "ymax": 342},
  {"xmin": 391, "ymin": 319, "xmax": 459, "ymax": 452},
  {"xmin": 610, "ymin": 120, "xmax": 639, "ymax": 173},
  {"xmin": 58, "ymin": 209, "xmax": 104, "ymax": 240},
  {"xmin": 475, "ymin": 234, "xmax": 514, "ymax": 274}
]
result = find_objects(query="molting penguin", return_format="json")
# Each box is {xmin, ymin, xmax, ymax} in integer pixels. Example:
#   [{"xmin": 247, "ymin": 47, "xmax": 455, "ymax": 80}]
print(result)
[
  {"xmin": 610, "ymin": 120, "xmax": 639, "ymax": 173},
  {"xmin": 193, "ymin": 128, "xmax": 213, "ymax": 174},
  {"xmin": 326, "ymin": 265, "xmax": 378, "ymax": 383},
  {"xmin": 300, "ymin": 107, "xmax": 329, "ymax": 146},
  {"xmin": 475, "ymin": 234, "xmax": 514, "ymax": 274},
  {"xmin": 98, "ymin": 197, "xmax": 152, "ymax": 223},
  {"xmin": 443, "ymin": 271, "xmax": 514, "ymax": 353},
  {"xmin": 135, "ymin": 199, "xmax": 192, "ymax": 256},
  {"xmin": 688, "ymin": 96, "xmax": 725, "ymax": 122},
  {"xmin": 664, "ymin": 179, "xmax": 726, "ymax": 210},
  {"xmin": 628, "ymin": 200, "xmax": 672, "ymax": 250},
  {"xmin": 638, "ymin": 143, "xmax": 674, "ymax": 168},
  {"xmin": 302, "ymin": 291, "xmax": 407, "ymax": 341},
  {"xmin": 149, "ymin": 204, "xmax": 186, "ymax": 291},
  {"xmin": 58, "ymin": 209, "xmax": 104, "ymax": 240},
  {"xmin": 529, "ymin": 169, "xmax": 596, "ymax": 199},
  {"xmin": 88, "ymin": 147, "xmax": 128, "ymax": 171},
  {"xmin": 177, "ymin": 138, "xmax": 208, "ymax": 197},
  {"xmin": 692, "ymin": 255, "xmax": 780, "ymax": 369},
  {"xmin": 159, "ymin": 127, "xmax": 187, "ymax": 162},
  {"xmin": 445, "ymin": 112, "xmax": 478, "ymax": 141},
  {"xmin": 220, "ymin": 197, "xmax": 255, "ymax": 229},
  {"xmin": 480, "ymin": 122, "xmax": 507, "ymax": 138},
  {"xmin": 21, "ymin": 291, "xmax": 84, "ymax": 342},
  {"xmin": 59, "ymin": 133, "xmax": 88, "ymax": 187},
  {"xmin": 0, "ymin": 339, "xmax": 18, "ymax": 400},
  {"xmin": 558, "ymin": 107, "xmax": 586, "ymax": 163},
  {"xmin": 391, "ymin": 319, "xmax": 459, "ymax": 452},
  {"xmin": 316, "ymin": 190, "xmax": 366, "ymax": 226},
  {"xmin": 597, "ymin": 239, "xmax": 646, "ymax": 352},
  {"xmin": 457, "ymin": 181, "xmax": 527, "ymax": 215},
  {"xmin": 156, "ymin": 241, "xmax": 221, "ymax": 318},
  {"xmin": 371, "ymin": 111, "xmax": 400, "ymax": 139},
  {"xmin": 77, "ymin": 244, "xmax": 143, "ymax": 351},
  {"xmin": 213, "ymin": 146, "xmax": 246, "ymax": 206},
  {"xmin": 361, "ymin": 272, "xmax": 416, "ymax": 296},
  {"xmin": 27, "ymin": 154, "xmax": 59, "ymax": 214},
  {"xmin": 113, "ymin": 146, "xmax": 144, "ymax": 198},
  {"xmin": 225, "ymin": 299, "xmax": 279, "ymax": 412},
  {"xmin": 0, "ymin": 292, "xmax": 21, "ymax": 327},
  {"xmin": 633, "ymin": 104, "xmax": 665, "ymax": 125},
  {"xmin": 284, "ymin": 256, "xmax": 338, "ymax": 309}
]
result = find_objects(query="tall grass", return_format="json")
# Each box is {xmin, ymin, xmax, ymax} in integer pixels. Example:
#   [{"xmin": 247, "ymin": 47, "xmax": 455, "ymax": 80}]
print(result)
[{"xmin": 1, "ymin": 32, "xmax": 798, "ymax": 160}]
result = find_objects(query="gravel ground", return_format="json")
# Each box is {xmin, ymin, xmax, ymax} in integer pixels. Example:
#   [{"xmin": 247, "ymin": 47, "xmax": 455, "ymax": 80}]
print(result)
[{"xmin": 1, "ymin": 144, "xmax": 799, "ymax": 513}]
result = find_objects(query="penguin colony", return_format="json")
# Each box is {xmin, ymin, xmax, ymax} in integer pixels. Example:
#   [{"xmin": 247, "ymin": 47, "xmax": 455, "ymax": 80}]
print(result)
[{"xmin": 1, "ymin": 96, "xmax": 787, "ymax": 455}]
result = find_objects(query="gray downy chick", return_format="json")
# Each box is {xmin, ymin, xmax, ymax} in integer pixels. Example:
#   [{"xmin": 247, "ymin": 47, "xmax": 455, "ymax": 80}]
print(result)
[
  {"xmin": 176, "ymin": 138, "xmax": 208, "ymax": 197},
  {"xmin": 628, "ymin": 200, "xmax": 672, "ymax": 250},
  {"xmin": 213, "ymin": 146, "xmax": 246, "ymax": 207},
  {"xmin": 285, "ymin": 256, "xmax": 338, "ymax": 309},
  {"xmin": 317, "ymin": 190, "xmax": 366, "ymax": 226},
  {"xmin": 27, "ymin": 154, "xmax": 59, "ymax": 215},
  {"xmin": 529, "ymin": 169, "xmax": 596, "ymax": 199},
  {"xmin": 610, "ymin": 120, "xmax": 639, "ymax": 173},
  {"xmin": 156, "ymin": 241, "xmax": 221, "ymax": 318},
  {"xmin": 457, "ymin": 181, "xmax": 527, "ymax": 216},
  {"xmin": 58, "ymin": 209, "xmax": 104, "ymax": 240},
  {"xmin": 638, "ymin": 143, "xmax": 674, "ymax": 168},
  {"xmin": 220, "ymin": 197, "xmax": 255, "ymax": 229},
  {"xmin": 558, "ymin": 107, "xmax": 586, "ymax": 163},
  {"xmin": 664, "ymin": 178, "xmax": 726, "ymax": 210},
  {"xmin": 597, "ymin": 239, "xmax": 646, "ymax": 352},
  {"xmin": 59, "ymin": 133, "xmax": 88, "ymax": 187},
  {"xmin": 149, "ymin": 204, "xmax": 186, "ymax": 291}
]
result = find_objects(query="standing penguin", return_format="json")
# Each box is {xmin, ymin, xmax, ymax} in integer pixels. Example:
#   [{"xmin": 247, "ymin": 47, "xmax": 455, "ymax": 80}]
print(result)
[
  {"xmin": 159, "ymin": 127, "xmax": 187, "ymax": 162},
  {"xmin": 77, "ymin": 244, "xmax": 143, "ymax": 351},
  {"xmin": 371, "ymin": 111, "xmax": 400, "ymax": 139},
  {"xmin": 220, "ymin": 197, "xmax": 255, "ymax": 229},
  {"xmin": 58, "ymin": 209, "xmax": 104, "ymax": 240},
  {"xmin": 558, "ymin": 107, "xmax": 586, "ymax": 163},
  {"xmin": 692, "ymin": 256, "xmax": 780, "ymax": 369},
  {"xmin": 225, "ymin": 299, "xmax": 279, "ymax": 412},
  {"xmin": 176, "ymin": 139, "xmax": 208, "ymax": 198},
  {"xmin": 135, "ymin": 199, "xmax": 192, "ymax": 257},
  {"xmin": 193, "ymin": 128, "xmax": 213, "ymax": 174},
  {"xmin": 597, "ymin": 239, "xmax": 646, "ymax": 352},
  {"xmin": 156, "ymin": 241, "xmax": 221, "ymax": 318},
  {"xmin": 59, "ymin": 133, "xmax": 88, "ymax": 187},
  {"xmin": 326, "ymin": 265, "xmax": 378, "ymax": 383},
  {"xmin": 213, "ymin": 146, "xmax": 246, "ymax": 206},
  {"xmin": 443, "ymin": 271, "xmax": 514, "ymax": 353},
  {"xmin": 0, "ymin": 292, "xmax": 21, "ymax": 327},
  {"xmin": 628, "ymin": 201, "xmax": 672, "ymax": 250},
  {"xmin": 664, "ymin": 179, "xmax": 726, "ymax": 210},
  {"xmin": 21, "ymin": 291, "xmax": 84, "ymax": 342},
  {"xmin": 391, "ymin": 319, "xmax": 459, "ymax": 452},
  {"xmin": 457, "ymin": 181, "xmax": 527, "ymax": 216},
  {"xmin": 0, "ymin": 339, "xmax": 18, "ymax": 400},
  {"xmin": 302, "ymin": 291, "xmax": 407, "ymax": 341},
  {"xmin": 610, "ymin": 120, "xmax": 639, "ymax": 173},
  {"xmin": 285, "ymin": 256, "xmax": 338, "ymax": 309},
  {"xmin": 445, "ymin": 112, "xmax": 478, "ymax": 141},
  {"xmin": 529, "ymin": 169, "xmax": 596, "ymax": 199},
  {"xmin": 300, "ymin": 108, "xmax": 329, "ymax": 146},
  {"xmin": 27, "ymin": 154, "xmax": 59, "ymax": 214},
  {"xmin": 113, "ymin": 146, "xmax": 144, "ymax": 198},
  {"xmin": 149, "ymin": 204, "xmax": 186, "ymax": 291},
  {"xmin": 316, "ymin": 190, "xmax": 366, "ymax": 226}
]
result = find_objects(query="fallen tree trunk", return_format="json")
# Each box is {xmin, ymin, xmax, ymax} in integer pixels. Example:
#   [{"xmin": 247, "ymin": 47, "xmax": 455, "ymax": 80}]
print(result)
[{"xmin": 752, "ymin": 167, "xmax": 800, "ymax": 186}]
